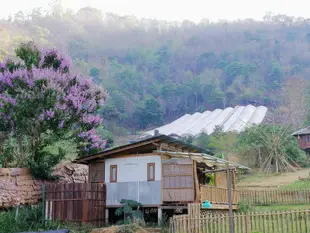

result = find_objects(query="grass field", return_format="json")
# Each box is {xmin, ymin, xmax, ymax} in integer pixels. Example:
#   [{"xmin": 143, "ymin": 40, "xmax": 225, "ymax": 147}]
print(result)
[
  {"xmin": 253, "ymin": 204, "xmax": 310, "ymax": 212},
  {"xmin": 280, "ymin": 180, "xmax": 310, "ymax": 189}
]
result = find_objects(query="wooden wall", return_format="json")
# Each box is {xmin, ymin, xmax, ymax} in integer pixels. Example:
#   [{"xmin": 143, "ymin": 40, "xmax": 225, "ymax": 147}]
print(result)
[
  {"xmin": 89, "ymin": 163, "xmax": 105, "ymax": 183},
  {"xmin": 298, "ymin": 135, "xmax": 310, "ymax": 150},
  {"xmin": 162, "ymin": 158, "xmax": 195, "ymax": 202},
  {"xmin": 215, "ymin": 171, "xmax": 227, "ymax": 189},
  {"xmin": 214, "ymin": 169, "xmax": 236, "ymax": 189}
]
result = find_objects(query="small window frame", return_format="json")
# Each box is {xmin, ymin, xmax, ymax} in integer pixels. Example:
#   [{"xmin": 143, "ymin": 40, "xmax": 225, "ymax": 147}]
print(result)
[
  {"xmin": 110, "ymin": 165, "xmax": 118, "ymax": 183},
  {"xmin": 147, "ymin": 163, "xmax": 155, "ymax": 181}
]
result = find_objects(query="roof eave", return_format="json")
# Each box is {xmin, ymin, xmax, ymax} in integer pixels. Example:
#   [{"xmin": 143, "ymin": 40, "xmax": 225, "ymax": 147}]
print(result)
[
  {"xmin": 74, "ymin": 134, "xmax": 210, "ymax": 164},
  {"xmin": 154, "ymin": 150, "xmax": 250, "ymax": 170}
]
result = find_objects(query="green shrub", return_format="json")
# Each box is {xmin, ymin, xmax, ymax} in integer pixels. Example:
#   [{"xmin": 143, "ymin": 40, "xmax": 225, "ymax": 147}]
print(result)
[
  {"xmin": 238, "ymin": 201, "xmax": 253, "ymax": 213},
  {"xmin": 115, "ymin": 199, "xmax": 144, "ymax": 224},
  {"xmin": 0, "ymin": 205, "xmax": 91, "ymax": 233}
]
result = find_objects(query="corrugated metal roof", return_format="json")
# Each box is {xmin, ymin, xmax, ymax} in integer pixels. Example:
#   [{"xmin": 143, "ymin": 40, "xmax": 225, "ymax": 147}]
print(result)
[
  {"xmin": 145, "ymin": 105, "xmax": 268, "ymax": 137},
  {"xmin": 74, "ymin": 134, "xmax": 212, "ymax": 164},
  {"xmin": 292, "ymin": 127, "xmax": 310, "ymax": 136},
  {"xmin": 155, "ymin": 150, "xmax": 250, "ymax": 170}
]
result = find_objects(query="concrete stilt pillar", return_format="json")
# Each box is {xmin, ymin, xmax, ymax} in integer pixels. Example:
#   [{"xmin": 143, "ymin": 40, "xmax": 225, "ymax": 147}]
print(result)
[
  {"xmin": 105, "ymin": 208, "xmax": 109, "ymax": 225},
  {"xmin": 157, "ymin": 208, "xmax": 162, "ymax": 226}
]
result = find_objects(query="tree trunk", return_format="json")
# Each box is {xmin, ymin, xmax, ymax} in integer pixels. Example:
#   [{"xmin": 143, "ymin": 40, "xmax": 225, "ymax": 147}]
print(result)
[
  {"xmin": 0, "ymin": 133, "xmax": 6, "ymax": 156},
  {"xmin": 0, "ymin": 132, "xmax": 8, "ymax": 166},
  {"xmin": 17, "ymin": 134, "xmax": 25, "ymax": 167},
  {"xmin": 258, "ymin": 147, "xmax": 262, "ymax": 168}
]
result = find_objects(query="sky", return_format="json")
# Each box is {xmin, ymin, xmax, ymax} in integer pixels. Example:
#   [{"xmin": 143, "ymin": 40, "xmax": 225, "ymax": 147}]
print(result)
[{"xmin": 0, "ymin": 0, "xmax": 308, "ymax": 23}]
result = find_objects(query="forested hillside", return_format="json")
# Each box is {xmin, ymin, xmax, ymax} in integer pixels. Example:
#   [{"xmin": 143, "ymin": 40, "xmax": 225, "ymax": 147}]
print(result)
[{"xmin": 1, "ymin": 4, "xmax": 310, "ymax": 132}]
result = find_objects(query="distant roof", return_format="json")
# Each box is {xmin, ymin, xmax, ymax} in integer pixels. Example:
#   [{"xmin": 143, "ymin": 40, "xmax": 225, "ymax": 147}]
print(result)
[
  {"xmin": 74, "ymin": 134, "xmax": 212, "ymax": 164},
  {"xmin": 292, "ymin": 127, "xmax": 310, "ymax": 136}
]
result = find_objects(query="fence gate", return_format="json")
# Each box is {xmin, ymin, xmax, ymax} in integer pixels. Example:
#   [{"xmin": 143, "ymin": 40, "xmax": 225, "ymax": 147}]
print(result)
[{"xmin": 44, "ymin": 183, "xmax": 106, "ymax": 226}]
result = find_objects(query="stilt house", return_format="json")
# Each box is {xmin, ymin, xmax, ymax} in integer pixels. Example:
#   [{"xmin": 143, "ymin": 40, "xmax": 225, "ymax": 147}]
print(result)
[
  {"xmin": 74, "ymin": 134, "xmax": 248, "ymax": 221},
  {"xmin": 293, "ymin": 126, "xmax": 310, "ymax": 157}
]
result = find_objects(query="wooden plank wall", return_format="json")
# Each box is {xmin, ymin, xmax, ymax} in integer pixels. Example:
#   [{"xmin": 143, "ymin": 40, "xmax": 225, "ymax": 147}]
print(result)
[
  {"xmin": 214, "ymin": 169, "xmax": 236, "ymax": 189},
  {"xmin": 44, "ymin": 183, "xmax": 106, "ymax": 226},
  {"xmin": 162, "ymin": 158, "xmax": 194, "ymax": 202},
  {"xmin": 89, "ymin": 163, "xmax": 105, "ymax": 183}
]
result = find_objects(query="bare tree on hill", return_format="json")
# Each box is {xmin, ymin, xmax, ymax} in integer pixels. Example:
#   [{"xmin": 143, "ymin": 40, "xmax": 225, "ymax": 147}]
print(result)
[{"xmin": 281, "ymin": 77, "xmax": 309, "ymax": 129}]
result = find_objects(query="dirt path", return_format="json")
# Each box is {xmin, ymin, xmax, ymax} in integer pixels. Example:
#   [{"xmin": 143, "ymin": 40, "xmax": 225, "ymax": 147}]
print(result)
[{"xmin": 238, "ymin": 168, "xmax": 310, "ymax": 188}]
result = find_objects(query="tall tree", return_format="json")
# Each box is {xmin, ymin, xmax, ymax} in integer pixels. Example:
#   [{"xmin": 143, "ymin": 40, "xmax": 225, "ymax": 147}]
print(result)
[
  {"xmin": 134, "ymin": 95, "xmax": 163, "ymax": 129},
  {"xmin": 0, "ymin": 42, "xmax": 106, "ymax": 178}
]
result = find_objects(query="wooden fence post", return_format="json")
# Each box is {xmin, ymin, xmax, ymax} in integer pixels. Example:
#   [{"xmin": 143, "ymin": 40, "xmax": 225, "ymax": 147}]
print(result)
[
  {"xmin": 246, "ymin": 213, "xmax": 251, "ymax": 233},
  {"xmin": 82, "ymin": 199, "xmax": 89, "ymax": 223},
  {"xmin": 41, "ymin": 184, "xmax": 45, "ymax": 224}
]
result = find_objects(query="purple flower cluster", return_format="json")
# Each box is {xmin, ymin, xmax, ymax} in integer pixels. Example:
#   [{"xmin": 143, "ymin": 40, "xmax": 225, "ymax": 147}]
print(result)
[
  {"xmin": 38, "ymin": 109, "xmax": 55, "ymax": 121},
  {"xmin": 0, "ymin": 94, "xmax": 16, "ymax": 106},
  {"xmin": 59, "ymin": 54, "xmax": 72, "ymax": 70},
  {"xmin": 46, "ymin": 109, "xmax": 55, "ymax": 120},
  {"xmin": 0, "ymin": 69, "xmax": 38, "ymax": 89},
  {"xmin": 58, "ymin": 120, "xmax": 64, "ymax": 128},
  {"xmin": 0, "ymin": 46, "xmax": 107, "ymax": 153},
  {"xmin": 82, "ymin": 114, "xmax": 102, "ymax": 126},
  {"xmin": 0, "ymin": 63, "xmax": 5, "ymax": 70},
  {"xmin": 40, "ymin": 48, "xmax": 72, "ymax": 71},
  {"xmin": 78, "ymin": 128, "xmax": 107, "ymax": 149},
  {"xmin": 39, "ymin": 113, "xmax": 45, "ymax": 121}
]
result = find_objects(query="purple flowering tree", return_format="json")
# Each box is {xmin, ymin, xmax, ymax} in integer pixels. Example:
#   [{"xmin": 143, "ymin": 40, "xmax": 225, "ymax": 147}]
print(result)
[{"xmin": 0, "ymin": 42, "xmax": 106, "ymax": 178}]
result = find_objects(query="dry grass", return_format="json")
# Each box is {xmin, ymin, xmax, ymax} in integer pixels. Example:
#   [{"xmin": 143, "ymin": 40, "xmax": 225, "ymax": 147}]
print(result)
[
  {"xmin": 91, "ymin": 226, "xmax": 119, "ymax": 233},
  {"xmin": 91, "ymin": 225, "xmax": 149, "ymax": 233},
  {"xmin": 238, "ymin": 168, "xmax": 310, "ymax": 188}
]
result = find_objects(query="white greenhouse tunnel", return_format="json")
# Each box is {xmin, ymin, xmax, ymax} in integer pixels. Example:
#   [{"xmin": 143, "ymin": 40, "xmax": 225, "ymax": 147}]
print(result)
[{"xmin": 145, "ymin": 104, "xmax": 268, "ymax": 137}]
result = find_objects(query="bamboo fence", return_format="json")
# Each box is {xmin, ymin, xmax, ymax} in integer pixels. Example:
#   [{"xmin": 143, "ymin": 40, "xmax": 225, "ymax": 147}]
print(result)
[
  {"xmin": 200, "ymin": 185, "xmax": 310, "ymax": 205},
  {"xmin": 200, "ymin": 186, "xmax": 240, "ymax": 204},
  {"xmin": 170, "ymin": 209, "xmax": 310, "ymax": 233},
  {"xmin": 238, "ymin": 188, "xmax": 310, "ymax": 205}
]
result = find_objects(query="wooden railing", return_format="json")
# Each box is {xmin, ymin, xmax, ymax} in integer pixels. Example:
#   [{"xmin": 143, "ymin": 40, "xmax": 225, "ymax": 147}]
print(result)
[
  {"xmin": 170, "ymin": 209, "xmax": 310, "ymax": 233},
  {"xmin": 200, "ymin": 185, "xmax": 310, "ymax": 205},
  {"xmin": 200, "ymin": 185, "xmax": 239, "ymax": 205}
]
